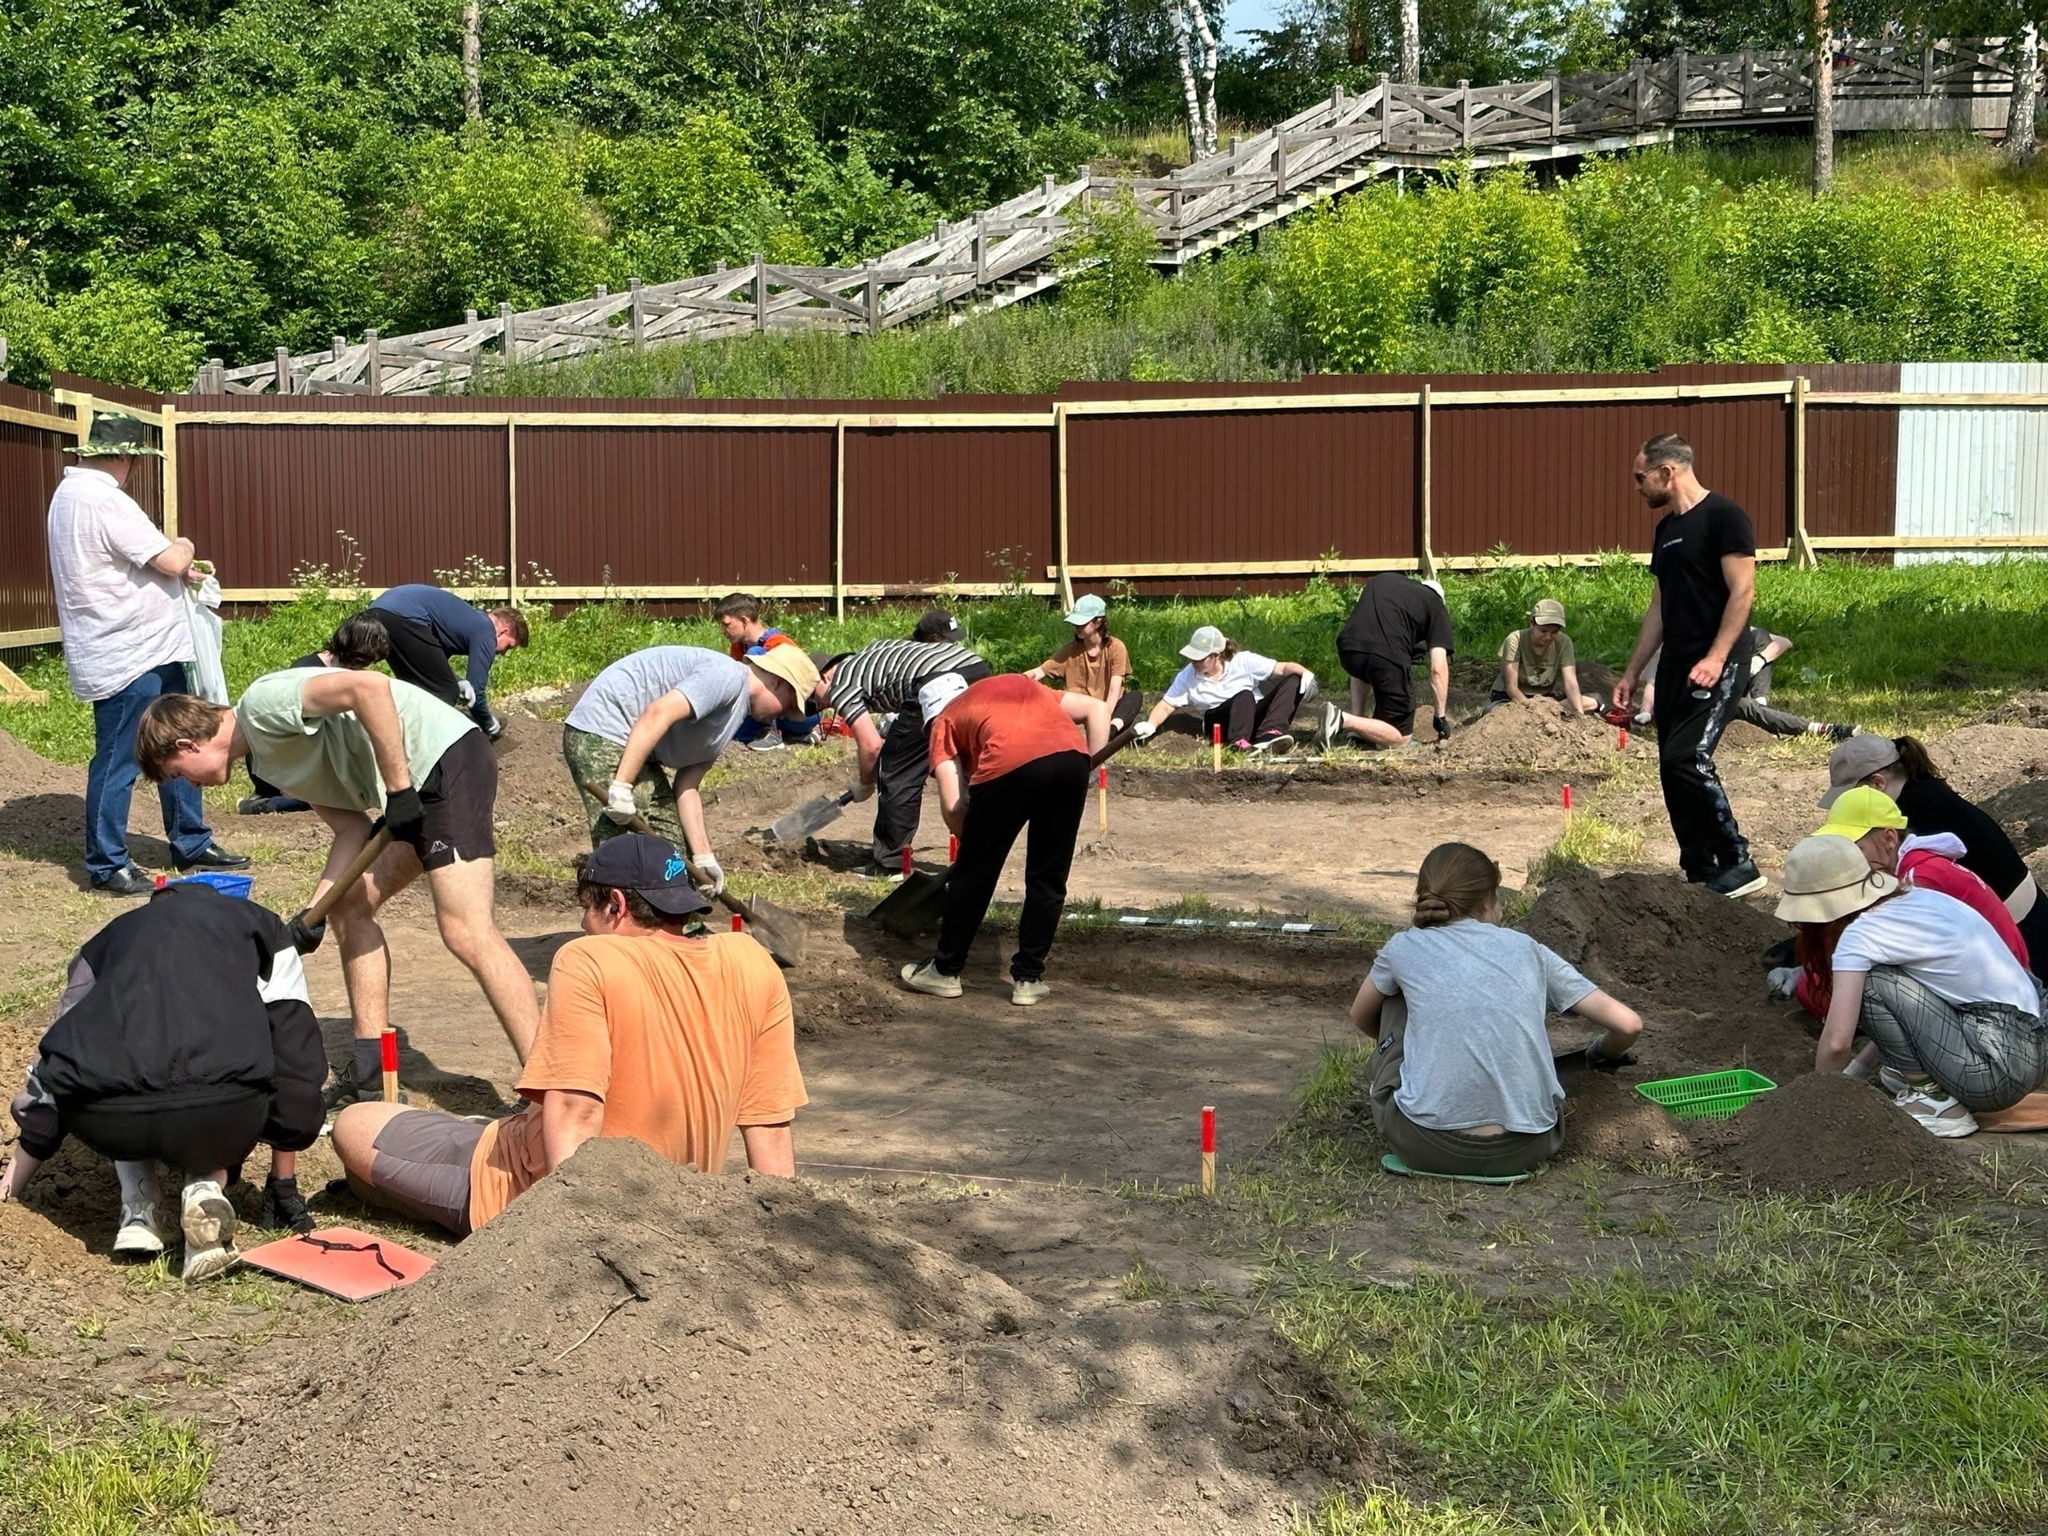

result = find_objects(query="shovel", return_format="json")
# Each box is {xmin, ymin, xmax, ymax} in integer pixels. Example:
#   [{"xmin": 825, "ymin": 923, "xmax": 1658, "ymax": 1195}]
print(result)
[
  {"xmin": 577, "ymin": 781, "xmax": 807, "ymax": 968},
  {"xmin": 765, "ymin": 787, "xmax": 858, "ymax": 848},
  {"xmin": 865, "ymin": 721, "xmax": 1146, "ymax": 940},
  {"xmin": 289, "ymin": 826, "xmax": 394, "ymax": 942}
]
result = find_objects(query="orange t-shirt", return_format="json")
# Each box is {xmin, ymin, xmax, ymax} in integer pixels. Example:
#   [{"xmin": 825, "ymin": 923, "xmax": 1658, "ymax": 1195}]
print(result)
[
  {"xmin": 467, "ymin": 931, "xmax": 807, "ymax": 1229},
  {"xmin": 927, "ymin": 673, "xmax": 1088, "ymax": 786}
]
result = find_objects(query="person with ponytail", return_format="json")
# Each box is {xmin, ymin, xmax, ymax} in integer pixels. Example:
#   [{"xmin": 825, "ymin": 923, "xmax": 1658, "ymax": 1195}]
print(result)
[
  {"xmin": 1348, "ymin": 842, "xmax": 1643, "ymax": 1177},
  {"xmin": 1821, "ymin": 734, "xmax": 2048, "ymax": 964},
  {"xmin": 1777, "ymin": 834, "xmax": 2046, "ymax": 1138}
]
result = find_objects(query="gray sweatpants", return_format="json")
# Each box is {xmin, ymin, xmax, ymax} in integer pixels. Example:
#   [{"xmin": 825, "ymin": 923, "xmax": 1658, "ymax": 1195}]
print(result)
[{"xmin": 1859, "ymin": 965, "xmax": 2048, "ymax": 1112}]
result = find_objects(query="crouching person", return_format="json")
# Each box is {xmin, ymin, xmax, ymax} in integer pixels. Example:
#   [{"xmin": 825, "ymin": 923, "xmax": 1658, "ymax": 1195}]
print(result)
[
  {"xmin": 1347, "ymin": 842, "xmax": 1643, "ymax": 1177},
  {"xmin": 332, "ymin": 835, "xmax": 806, "ymax": 1236},
  {"xmin": 1, "ymin": 881, "xmax": 325, "ymax": 1280}
]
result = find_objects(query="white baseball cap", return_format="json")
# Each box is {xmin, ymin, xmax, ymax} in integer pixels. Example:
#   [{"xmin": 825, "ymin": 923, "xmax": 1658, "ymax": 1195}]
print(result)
[
  {"xmin": 1179, "ymin": 625, "xmax": 1228, "ymax": 661},
  {"xmin": 917, "ymin": 672, "xmax": 970, "ymax": 722},
  {"xmin": 1063, "ymin": 594, "xmax": 1107, "ymax": 626}
]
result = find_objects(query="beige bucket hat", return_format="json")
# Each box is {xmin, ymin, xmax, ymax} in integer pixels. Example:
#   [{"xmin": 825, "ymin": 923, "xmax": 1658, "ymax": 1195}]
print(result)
[{"xmin": 1774, "ymin": 834, "xmax": 1899, "ymax": 924}]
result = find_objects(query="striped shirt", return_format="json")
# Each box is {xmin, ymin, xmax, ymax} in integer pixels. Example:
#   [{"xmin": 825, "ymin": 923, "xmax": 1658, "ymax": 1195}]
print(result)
[{"xmin": 827, "ymin": 639, "xmax": 984, "ymax": 724}]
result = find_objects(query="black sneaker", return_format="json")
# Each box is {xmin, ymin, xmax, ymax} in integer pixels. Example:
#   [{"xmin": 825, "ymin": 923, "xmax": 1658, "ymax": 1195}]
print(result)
[
  {"xmin": 1760, "ymin": 936, "xmax": 1797, "ymax": 969},
  {"xmin": 92, "ymin": 865, "xmax": 154, "ymax": 897},
  {"xmin": 1826, "ymin": 723, "xmax": 1857, "ymax": 743},
  {"xmin": 174, "ymin": 842, "xmax": 252, "ymax": 872},
  {"xmin": 320, "ymin": 1063, "xmax": 395, "ymax": 1116},
  {"xmin": 1705, "ymin": 861, "xmax": 1767, "ymax": 899}
]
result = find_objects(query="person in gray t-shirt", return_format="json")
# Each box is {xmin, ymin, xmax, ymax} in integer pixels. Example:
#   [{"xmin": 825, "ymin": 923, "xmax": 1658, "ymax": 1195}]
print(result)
[
  {"xmin": 562, "ymin": 644, "xmax": 819, "ymax": 893},
  {"xmin": 1350, "ymin": 842, "xmax": 1644, "ymax": 1178}
]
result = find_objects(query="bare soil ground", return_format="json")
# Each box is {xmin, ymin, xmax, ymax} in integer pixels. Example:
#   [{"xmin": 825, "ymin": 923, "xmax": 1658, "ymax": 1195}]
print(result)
[{"xmin": 5, "ymin": 703, "xmax": 2048, "ymax": 1530}]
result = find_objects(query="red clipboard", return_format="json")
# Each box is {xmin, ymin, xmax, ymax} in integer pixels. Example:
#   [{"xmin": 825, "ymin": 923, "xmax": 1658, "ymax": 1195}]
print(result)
[{"xmin": 241, "ymin": 1226, "xmax": 436, "ymax": 1302}]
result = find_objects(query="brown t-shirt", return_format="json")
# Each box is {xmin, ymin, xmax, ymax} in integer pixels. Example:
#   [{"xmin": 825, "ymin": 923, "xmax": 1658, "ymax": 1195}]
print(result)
[
  {"xmin": 928, "ymin": 674, "xmax": 1088, "ymax": 786},
  {"xmin": 1498, "ymin": 628, "xmax": 1576, "ymax": 694},
  {"xmin": 1039, "ymin": 636, "xmax": 1131, "ymax": 701},
  {"xmin": 467, "ymin": 931, "xmax": 807, "ymax": 1229}
]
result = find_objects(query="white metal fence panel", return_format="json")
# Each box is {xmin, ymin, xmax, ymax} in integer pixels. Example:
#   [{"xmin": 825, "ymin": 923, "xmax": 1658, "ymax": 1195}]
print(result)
[{"xmin": 1895, "ymin": 362, "xmax": 2048, "ymax": 563}]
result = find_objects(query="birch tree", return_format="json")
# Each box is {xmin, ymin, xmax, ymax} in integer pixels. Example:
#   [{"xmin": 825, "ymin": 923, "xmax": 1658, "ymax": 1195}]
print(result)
[
  {"xmin": 1174, "ymin": 0, "xmax": 1220, "ymax": 160},
  {"xmin": 462, "ymin": 0, "xmax": 484, "ymax": 121},
  {"xmin": 1810, "ymin": 0, "xmax": 1833, "ymax": 195},
  {"xmin": 1400, "ymin": 0, "xmax": 1420, "ymax": 84},
  {"xmin": 2007, "ymin": 20, "xmax": 2040, "ymax": 166}
]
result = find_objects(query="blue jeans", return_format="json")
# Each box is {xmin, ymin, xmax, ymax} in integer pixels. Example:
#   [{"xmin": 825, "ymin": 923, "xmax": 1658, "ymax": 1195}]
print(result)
[
  {"xmin": 85, "ymin": 662, "xmax": 213, "ymax": 880},
  {"xmin": 734, "ymin": 713, "xmax": 820, "ymax": 744}
]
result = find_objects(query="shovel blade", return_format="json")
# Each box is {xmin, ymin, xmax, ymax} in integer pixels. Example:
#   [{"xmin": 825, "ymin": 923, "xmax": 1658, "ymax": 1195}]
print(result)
[
  {"xmin": 865, "ymin": 870, "xmax": 949, "ymax": 939},
  {"xmin": 726, "ymin": 894, "xmax": 808, "ymax": 969},
  {"xmin": 768, "ymin": 794, "xmax": 848, "ymax": 848}
]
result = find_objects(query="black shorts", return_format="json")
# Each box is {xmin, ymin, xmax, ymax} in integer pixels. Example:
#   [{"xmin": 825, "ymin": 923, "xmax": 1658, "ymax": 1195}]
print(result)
[
  {"xmin": 64, "ymin": 1090, "xmax": 269, "ymax": 1174},
  {"xmin": 408, "ymin": 730, "xmax": 497, "ymax": 870},
  {"xmin": 1339, "ymin": 647, "xmax": 1416, "ymax": 731}
]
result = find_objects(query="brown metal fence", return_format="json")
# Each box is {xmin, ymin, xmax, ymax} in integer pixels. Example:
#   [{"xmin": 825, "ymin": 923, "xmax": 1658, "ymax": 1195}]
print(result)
[{"xmin": 9, "ymin": 362, "xmax": 2043, "ymax": 648}]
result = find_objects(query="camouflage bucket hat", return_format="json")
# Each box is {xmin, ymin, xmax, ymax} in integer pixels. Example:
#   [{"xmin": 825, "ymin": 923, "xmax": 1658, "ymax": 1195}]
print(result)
[{"xmin": 76, "ymin": 411, "xmax": 163, "ymax": 458}]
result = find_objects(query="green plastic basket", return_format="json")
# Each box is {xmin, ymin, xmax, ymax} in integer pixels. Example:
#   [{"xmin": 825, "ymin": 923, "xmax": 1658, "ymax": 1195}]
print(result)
[{"xmin": 1634, "ymin": 1069, "xmax": 1777, "ymax": 1121}]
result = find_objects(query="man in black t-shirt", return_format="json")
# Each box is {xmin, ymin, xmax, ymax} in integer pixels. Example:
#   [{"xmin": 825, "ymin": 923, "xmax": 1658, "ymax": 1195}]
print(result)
[
  {"xmin": 1615, "ymin": 434, "xmax": 1764, "ymax": 898},
  {"xmin": 1322, "ymin": 574, "xmax": 1455, "ymax": 748}
]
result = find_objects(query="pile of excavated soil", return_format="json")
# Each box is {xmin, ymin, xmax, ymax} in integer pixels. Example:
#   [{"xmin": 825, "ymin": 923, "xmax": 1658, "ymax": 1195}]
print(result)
[
  {"xmin": 1928, "ymin": 724, "xmax": 2048, "ymax": 802},
  {"xmin": 1521, "ymin": 869, "xmax": 1782, "ymax": 1004},
  {"xmin": 1560, "ymin": 1073, "xmax": 1698, "ymax": 1167},
  {"xmin": 1700, "ymin": 1073, "xmax": 1984, "ymax": 1196},
  {"xmin": 0, "ymin": 729, "xmax": 84, "ymax": 853},
  {"xmin": 1982, "ymin": 779, "xmax": 2048, "ymax": 857},
  {"xmin": 1715, "ymin": 720, "xmax": 1776, "ymax": 751},
  {"xmin": 1441, "ymin": 699, "xmax": 1619, "ymax": 774},
  {"xmin": 1974, "ymin": 690, "xmax": 2048, "ymax": 730},
  {"xmin": 212, "ymin": 1139, "xmax": 1355, "ymax": 1534}
]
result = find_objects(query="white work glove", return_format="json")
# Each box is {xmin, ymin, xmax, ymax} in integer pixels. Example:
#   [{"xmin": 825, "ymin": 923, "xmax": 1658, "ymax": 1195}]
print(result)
[
  {"xmin": 455, "ymin": 679, "xmax": 477, "ymax": 707},
  {"xmin": 1766, "ymin": 966, "xmax": 1801, "ymax": 1002},
  {"xmin": 689, "ymin": 853, "xmax": 726, "ymax": 897},
  {"xmin": 1298, "ymin": 672, "xmax": 1319, "ymax": 704},
  {"xmin": 1749, "ymin": 654, "xmax": 1767, "ymax": 678},
  {"xmin": 1133, "ymin": 720, "xmax": 1158, "ymax": 744},
  {"xmin": 604, "ymin": 781, "xmax": 639, "ymax": 822},
  {"xmin": 850, "ymin": 779, "xmax": 876, "ymax": 804}
]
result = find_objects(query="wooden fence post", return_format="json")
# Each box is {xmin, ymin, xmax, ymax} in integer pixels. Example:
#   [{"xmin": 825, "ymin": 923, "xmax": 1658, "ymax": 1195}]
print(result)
[
  {"xmin": 1379, "ymin": 73, "xmax": 1393, "ymax": 143},
  {"xmin": 1675, "ymin": 48, "xmax": 1689, "ymax": 114},
  {"xmin": 1274, "ymin": 132, "xmax": 1289, "ymax": 194},
  {"xmin": 1417, "ymin": 385, "xmax": 1436, "ymax": 577},
  {"xmin": 1742, "ymin": 49, "xmax": 1756, "ymax": 111},
  {"xmin": 833, "ymin": 418, "xmax": 847, "ymax": 622},
  {"xmin": 364, "ymin": 330, "xmax": 382, "ymax": 396},
  {"xmin": 629, "ymin": 279, "xmax": 646, "ymax": 347},
  {"xmin": 753, "ymin": 255, "xmax": 769, "ymax": 333},
  {"xmin": 1549, "ymin": 75, "xmax": 1562, "ymax": 136},
  {"xmin": 1054, "ymin": 405, "xmax": 1075, "ymax": 612},
  {"xmin": 499, "ymin": 303, "xmax": 516, "ymax": 366},
  {"xmin": 973, "ymin": 215, "xmax": 988, "ymax": 284},
  {"xmin": 865, "ymin": 263, "xmax": 882, "ymax": 334},
  {"xmin": 160, "ymin": 402, "xmax": 179, "ymax": 541},
  {"xmin": 1791, "ymin": 374, "xmax": 1815, "ymax": 568},
  {"xmin": 1459, "ymin": 81, "xmax": 1473, "ymax": 147},
  {"xmin": 274, "ymin": 346, "xmax": 293, "ymax": 395},
  {"xmin": 506, "ymin": 422, "xmax": 520, "ymax": 604}
]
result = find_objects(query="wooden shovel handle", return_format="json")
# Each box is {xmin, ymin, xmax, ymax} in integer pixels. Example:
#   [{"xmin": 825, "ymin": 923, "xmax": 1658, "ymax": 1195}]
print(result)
[
  {"xmin": 297, "ymin": 826, "xmax": 394, "ymax": 928},
  {"xmin": 576, "ymin": 778, "xmax": 751, "ymax": 920},
  {"xmin": 1090, "ymin": 722, "xmax": 1139, "ymax": 768}
]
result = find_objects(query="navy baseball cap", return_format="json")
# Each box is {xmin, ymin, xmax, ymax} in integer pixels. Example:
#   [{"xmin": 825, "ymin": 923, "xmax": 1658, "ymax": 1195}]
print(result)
[{"xmin": 579, "ymin": 834, "xmax": 712, "ymax": 916}]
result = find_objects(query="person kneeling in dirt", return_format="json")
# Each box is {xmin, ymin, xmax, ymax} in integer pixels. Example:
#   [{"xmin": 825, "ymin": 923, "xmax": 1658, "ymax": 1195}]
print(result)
[
  {"xmin": 1325, "ymin": 572, "xmax": 1454, "ymax": 748},
  {"xmin": 900, "ymin": 674, "xmax": 1103, "ymax": 1007},
  {"xmin": 1347, "ymin": 843, "xmax": 1643, "ymax": 1178},
  {"xmin": 1770, "ymin": 787, "xmax": 2029, "ymax": 1017},
  {"xmin": 1776, "ymin": 834, "xmax": 2046, "ymax": 1139},
  {"xmin": 331, "ymin": 835, "xmax": 806, "ymax": 1236},
  {"xmin": 1028, "ymin": 593, "xmax": 1143, "ymax": 737},
  {"xmin": 1490, "ymin": 599, "xmax": 1598, "ymax": 716},
  {"xmin": 137, "ymin": 670, "xmax": 541, "ymax": 1099},
  {"xmin": 1823, "ymin": 734, "xmax": 2048, "ymax": 964},
  {"xmin": 1135, "ymin": 626, "xmax": 1314, "ymax": 755},
  {"xmin": 1, "ymin": 881, "xmax": 325, "ymax": 1280}
]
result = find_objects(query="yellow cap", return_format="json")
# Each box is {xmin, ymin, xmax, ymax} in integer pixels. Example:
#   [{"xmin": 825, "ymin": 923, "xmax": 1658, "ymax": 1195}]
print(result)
[{"xmin": 1815, "ymin": 784, "xmax": 1908, "ymax": 842}]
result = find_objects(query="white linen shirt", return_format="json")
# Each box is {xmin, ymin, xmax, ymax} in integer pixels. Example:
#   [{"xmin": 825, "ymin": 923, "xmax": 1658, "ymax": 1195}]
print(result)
[{"xmin": 46, "ymin": 466, "xmax": 192, "ymax": 702}]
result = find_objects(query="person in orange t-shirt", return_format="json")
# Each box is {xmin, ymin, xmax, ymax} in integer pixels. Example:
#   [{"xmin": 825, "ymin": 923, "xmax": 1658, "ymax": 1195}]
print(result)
[
  {"xmin": 332, "ymin": 834, "xmax": 806, "ymax": 1234},
  {"xmin": 899, "ymin": 674, "xmax": 1102, "ymax": 1008}
]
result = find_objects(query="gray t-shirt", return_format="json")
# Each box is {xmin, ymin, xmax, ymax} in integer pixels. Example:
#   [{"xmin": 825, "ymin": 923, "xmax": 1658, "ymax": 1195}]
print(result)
[
  {"xmin": 1368, "ymin": 920, "xmax": 1596, "ymax": 1133},
  {"xmin": 565, "ymin": 647, "xmax": 751, "ymax": 769}
]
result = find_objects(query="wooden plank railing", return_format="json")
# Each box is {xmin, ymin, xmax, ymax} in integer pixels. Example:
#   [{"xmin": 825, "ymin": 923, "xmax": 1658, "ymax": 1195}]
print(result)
[{"xmin": 199, "ymin": 36, "xmax": 2029, "ymax": 397}]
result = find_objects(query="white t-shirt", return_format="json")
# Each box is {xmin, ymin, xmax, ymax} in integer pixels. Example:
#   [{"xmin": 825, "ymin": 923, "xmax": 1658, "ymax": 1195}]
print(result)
[
  {"xmin": 46, "ymin": 466, "xmax": 192, "ymax": 702},
  {"xmin": 1834, "ymin": 887, "xmax": 2041, "ymax": 1015},
  {"xmin": 1162, "ymin": 651, "xmax": 1278, "ymax": 712}
]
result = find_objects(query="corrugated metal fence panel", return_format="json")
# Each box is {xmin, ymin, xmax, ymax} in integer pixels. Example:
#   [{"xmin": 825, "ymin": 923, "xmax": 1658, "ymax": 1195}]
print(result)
[
  {"xmin": 843, "ymin": 427, "xmax": 1053, "ymax": 589},
  {"xmin": 1896, "ymin": 363, "xmax": 2048, "ymax": 559},
  {"xmin": 1801, "ymin": 364, "xmax": 1899, "ymax": 539},
  {"xmin": 180, "ymin": 426, "xmax": 507, "ymax": 589},
  {"xmin": 0, "ymin": 384, "xmax": 67, "ymax": 638},
  {"xmin": 519, "ymin": 426, "xmax": 834, "ymax": 589},
  {"xmin": 1065, "ymin": 406, "xmax": 1418, "ymax": 570}
]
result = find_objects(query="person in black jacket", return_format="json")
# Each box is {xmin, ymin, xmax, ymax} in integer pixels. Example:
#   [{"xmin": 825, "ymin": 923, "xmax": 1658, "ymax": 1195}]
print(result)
[
  {"xmin": 1822, "ymin": 733, "xmax": 2048, "ymax": 965},
  {"xmin": 1, "ymin": 883, "xmax": 325, "ymax": 1281}
]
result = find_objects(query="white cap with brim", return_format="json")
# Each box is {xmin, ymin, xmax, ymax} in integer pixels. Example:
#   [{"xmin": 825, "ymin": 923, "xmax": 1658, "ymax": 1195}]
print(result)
[
  {"xmin": 1063, "ymin": 594, "xmax": 1107, "ymax": 626},
  {"xmin": 1179, "ymin": 625, "xmax": 1227, "ymax": 661},
  {"xmin": 917, "ymin": 672, "xmax": 970, "ymax": 723},
  {"xmin": 1774, "ymin": 834, "xmax": 1900, "ymax": 924}
]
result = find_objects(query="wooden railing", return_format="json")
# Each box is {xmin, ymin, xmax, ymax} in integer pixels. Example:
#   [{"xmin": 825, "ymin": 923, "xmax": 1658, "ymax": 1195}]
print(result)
[{"xmin": 196, "ymin": 37, "xmax": 2031, "ymax": 398}]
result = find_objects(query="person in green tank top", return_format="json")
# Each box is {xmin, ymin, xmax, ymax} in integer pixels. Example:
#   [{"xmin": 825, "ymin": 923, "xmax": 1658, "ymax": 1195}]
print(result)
[{"xmin": 135, "ymin": 671, "xmax": 540, "ymax": 1104}]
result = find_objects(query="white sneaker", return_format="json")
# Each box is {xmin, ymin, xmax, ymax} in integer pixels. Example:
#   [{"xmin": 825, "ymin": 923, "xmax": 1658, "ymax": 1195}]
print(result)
[
  {"xmin": 1315, "ymin": 702, "xmax": 1342, "ymax": 752},
  {"xmin": 1890, "ymin": 1084, "xmax": 1978, "ymax": 1139},
  {"xmin": 179, "ymin": 1179, "xmax": 240, "ymax": 1282},
  {"xmin": 899, "ymin": 961, "xmax": 963, "ymax": 998},
  {"xmin": 1876, "ymin": 1064, "xmax": 1912, "ymax": 1095},
  {"xmin": 113, "ymin": 1201, "xmax": 167, "ymax": 1259},
  {"xmin": 1011, "ymin": 978, "xmax": 1050, "ymax": 1007}
]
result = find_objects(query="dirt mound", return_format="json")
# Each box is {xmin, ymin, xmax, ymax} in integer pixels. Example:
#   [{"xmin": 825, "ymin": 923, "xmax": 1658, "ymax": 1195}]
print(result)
[
  {"xmin": 213, "ymin": 1139, "xmax": 1354, "ymax": 1534},
  {"xmin": 1442, "ymin": 699, "xmax": 1618, "ymax": 774},
  {"xmin": 1716, "ymin": 720, "xmax": 1775, "ymax": 751},
  {"xmin": 1560, "ymin": 1074, "xmax": 1697, "ymax": 1167},
  {"xmin": 1702, "ymin": 1072, "xmax": 1984, "ymax": 1196},
  {"xmin": 0, "ymin": 730, "xmax": 85, "ymax": 856},
  {"xmin": 1521, "ymin": 869, "xmax": 1782, "ymax": 1003},
  {"xmin": 1928, "ymin": 724, "xmax": 2048, "ymax": 802},
  {"xmin": 1982, "ymin": 779, "xmax": 2048, "ymax": 856},
  {"xmin": 1974, "ymin": 690, "xmax": 2048, "ymax": 729}
]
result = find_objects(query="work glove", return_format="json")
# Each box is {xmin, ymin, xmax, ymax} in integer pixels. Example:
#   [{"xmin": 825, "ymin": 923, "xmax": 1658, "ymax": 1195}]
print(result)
[
  {"xmin": 288, "ymin": 912, "xmax": 327, "ymax": 956},
  {"xmin": 1133, "ymin": 720, "xmax": 1158, "ymax": 744},
  {"xmin": 1749, "ymin": 653, "xmax": 1767, "ymax": 678},
  {"xmin": 455, "ymin": 679, "xmax": 477, "ymax": 707},
  {"xmin": 259, "ymin": 1174, "xmax": 316, "ymax": 1235},
  {"xmin": 850, "ymin": 779, "xmax": 876, "ymax": 804},
  {"xmin": 1582, "ymin": 1035, "xmax": 1636, "ymax": 1071},
  {"xmin": 381, "ymin": 787, "xmax": 426, "ymax": 842},
  {"xmin": 481, "ymin": 710, "xmax": 504, "ymax": 742},
  {"xmin": 604, "ymin": 781, "xmax": 639, "ymax": 823},
  {"xmin": 689, "ymin": 853, "xmax": 726, "ymax": 897},
  {"xmin": 1433, "ymin": 714, "xmax": 1452, "ymax": 742},
  {"xmin": 1766, "ymin": 966, "xmax": 1801, "ymax": 1002},
  {"xmin": 1298, "ymin": 672, "xmax": 1319, "ymax": 704}
]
